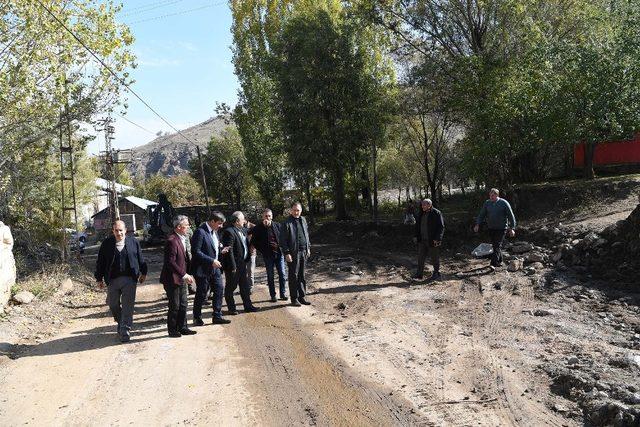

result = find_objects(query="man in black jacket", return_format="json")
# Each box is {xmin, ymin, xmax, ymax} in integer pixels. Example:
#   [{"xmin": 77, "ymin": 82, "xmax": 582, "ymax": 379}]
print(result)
[
  {"xmin": 413, "ymin": 199, "xmax": 445, "ymax": 281},
  {"xmin": 222, "ymin": 211, "xmax": 258, "ymax": 313},
  {"xmin": 95, "ymin": 220, "xmax": 147, "ymax": 342},
  {"xmin": 280, "ymin": 202, "xmax": 311, "ymax": 306},
  {"xmin": 249, "ymin": 209, "xmax": 287, "ymax": 302}
]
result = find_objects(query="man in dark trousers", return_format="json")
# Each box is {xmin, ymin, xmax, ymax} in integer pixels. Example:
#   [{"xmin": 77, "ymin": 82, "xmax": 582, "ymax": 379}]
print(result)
[
  {"xmin": 413, "ymin": 199, "xmax": 445, "ymax": 281},
  {"xmin": 160, "ymin": 215, "xmax": 198, "ymax": 337},
  {"xmin": 222, "ymin": 211, "xmax": 259, "ymax": 314},
  {"xmin": 280, "ymin": 202, "xmax": 311, "ymax": 307},
  {"xmin": 474, "ymin": 188, "xmax": 517, "ymax": 270},
  {"xmin": 95, "ymin": 220, "xmax": 147, "ymax": 342},
  {"xmin": 249, "ymin": 208, "xmax": 287, "ymax": 302},
  {"xmin": 190, "ymin": 211, "xmax": 230, "ymax": 326}
]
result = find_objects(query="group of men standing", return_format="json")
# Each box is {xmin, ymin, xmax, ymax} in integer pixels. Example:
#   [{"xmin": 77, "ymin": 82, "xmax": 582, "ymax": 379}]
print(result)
[
  {"xmin": 413, "ymin": 188, "xmax": 517, "ymax": 280},
  {"xmin": 95, "ymin": 202, "xmax": 312, "ymax": 342}
]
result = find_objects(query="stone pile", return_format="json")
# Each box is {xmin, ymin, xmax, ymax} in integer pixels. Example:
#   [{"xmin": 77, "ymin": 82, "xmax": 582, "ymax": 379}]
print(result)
[{"xmin": 0, "ymin": 221, "xmax": 16, "ymax": 313}]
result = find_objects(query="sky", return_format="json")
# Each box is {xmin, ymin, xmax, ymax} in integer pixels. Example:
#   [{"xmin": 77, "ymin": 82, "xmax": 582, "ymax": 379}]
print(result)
[{"xmin": 87, "ymin": 0, "xmax": 239, "ymax": 154}]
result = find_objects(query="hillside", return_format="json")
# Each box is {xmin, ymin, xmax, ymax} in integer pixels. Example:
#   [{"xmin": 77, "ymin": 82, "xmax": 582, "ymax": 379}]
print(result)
[{"xmin": 128, "ymin": 116, "xmax": 231, "ymax": 178}]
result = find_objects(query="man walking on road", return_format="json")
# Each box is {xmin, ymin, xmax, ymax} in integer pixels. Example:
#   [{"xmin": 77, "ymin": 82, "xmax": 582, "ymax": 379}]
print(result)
[
  {"xmin": 190, "ymin": 211, "xmax": 230, "ymax": 326},
  {"xmin": 160, "ymin": 215, "xmax": 198, "ymax": 337},
  {"xmin": 222, "ymin": 211, "xmax": 259, "ymax": 314},
  {"xmin": 474, "ymin": 188, "xmax": 517, "ymax": 270},
  {"xmin": 413, "ymin": 199, "xmax": 445, "ymax": 281},
  {"xmin": 95, "ymin": 220, "xmax": 147, "ymax": 343},
  {"xmin": 280, "ymin": 202, "xmax": 311, "ymax": 307},
  {"xmin": 249, "ymin": 208, "xmax": 288, "ymax": 302}
]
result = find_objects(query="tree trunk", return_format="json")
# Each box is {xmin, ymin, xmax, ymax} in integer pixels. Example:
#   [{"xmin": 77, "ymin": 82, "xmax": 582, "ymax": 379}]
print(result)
[
  {"xmin": 334, "ymin": 166, "xmax": 347, "ymax": 220},
  {"xmin": 304, "ymin": 179, "xmax": 313, "ymax": 224},
  {"xmin": 584, "ymin": 142, "xmax": 596, "ymax": 180},
  {"xmin": 372, "ymin": 141, "xmax": 379, "ymax": 223}
]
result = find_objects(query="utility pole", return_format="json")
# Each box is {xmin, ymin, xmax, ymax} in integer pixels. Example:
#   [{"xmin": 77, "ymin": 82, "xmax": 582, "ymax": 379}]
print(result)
[
  {"xmin": 99, "ymin": 118, "xmax": 132, "ymax": 225},
  {"xmin": 58, "ymin": 103, "xmax": 79, "ymax": 261}
]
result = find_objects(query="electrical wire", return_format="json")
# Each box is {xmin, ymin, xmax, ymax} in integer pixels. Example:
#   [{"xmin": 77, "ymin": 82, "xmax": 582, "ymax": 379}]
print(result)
[
  {"xmin": 115, "ymin": 113, "xmax": 156, "ymax": 135},
  {"xmin": 119, "ymin": 0, "xmax": 186, "ymax": 18},
  {"xmin": 34, "ymin": 0, "xmax": 200, "ymax": 148},
  {"xmin": 126, "ymin": 3, "xmax": 224, "ymax": 25},
  {"xmin": 120, "ymin": 0, "xmax": 185, "ymax": 14}
]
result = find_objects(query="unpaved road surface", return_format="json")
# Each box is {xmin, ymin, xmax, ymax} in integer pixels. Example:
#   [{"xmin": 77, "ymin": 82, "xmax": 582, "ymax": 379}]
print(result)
[{"xmin": 2, "ymin": 206, "xmax": 640, "ymax": 426}]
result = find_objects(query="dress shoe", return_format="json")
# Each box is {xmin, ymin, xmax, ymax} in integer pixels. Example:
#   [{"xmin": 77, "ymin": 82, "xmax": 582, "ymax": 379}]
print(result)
[
  {"xmin": 428, "ymin": 272, "xmax": 442, "ymax": 281},
  {"xmin": 245, "ymin": 306, "xmax": 260, "ymax": 312},
  {"xmin": 193, "ymin": 318, "xmax": 205, "ymax": 327},
  {"xmin": 119, "ymin": 331, "xmax": 131, "ymax": 343},
  {"xmin": 227, "ymin": 310, "xmax": 239, "ymax": 315},
  {"xmin": 279, "ymin": 296, "xmax": 288, "ymax": 301},
  {"xmin": 298, "ymin": 298, "xmax": 311, "ymax": 305},
  {"xmin": 168, "ymin": 331, "xmax": 182, "ymax": 338},
  {"xmin": 412, "ymin": 274, "xmax": 424, "ymax": 280},
  {"xmin": 270, "ymin": 296, "xmax": 277, "ymax": 302},
  {"xmin": 212, "ymin": 318, "xmax": 231, "ymax": 325},
  {"xmin": 179, "ymin": 328, "xmax": 197, "ymax": 335},
  {"xmin": 290, "ymin": 300, "xmax": 301, "ymax": 307}
]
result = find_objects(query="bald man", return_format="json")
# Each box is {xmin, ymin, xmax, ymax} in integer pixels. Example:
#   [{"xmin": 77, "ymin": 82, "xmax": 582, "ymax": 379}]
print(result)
[{"xmin": 95, "ymin": 220, "xmax": 148, "ymax": 343}]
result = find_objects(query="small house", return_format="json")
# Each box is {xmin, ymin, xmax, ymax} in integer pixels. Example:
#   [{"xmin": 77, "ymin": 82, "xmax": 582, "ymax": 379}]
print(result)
[{"xmin": 92, "ymin": 196, "xmax": 157, "ymax": 232}]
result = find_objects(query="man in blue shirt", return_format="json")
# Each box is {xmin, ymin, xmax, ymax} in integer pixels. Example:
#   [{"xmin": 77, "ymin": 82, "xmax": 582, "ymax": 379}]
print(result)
[{"xmin": 474, "ymin": 188, "xmax": 516, "ymax": 270}]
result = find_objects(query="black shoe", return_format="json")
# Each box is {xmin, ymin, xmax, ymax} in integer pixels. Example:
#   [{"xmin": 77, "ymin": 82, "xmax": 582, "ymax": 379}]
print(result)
[
  {"xmin": 179, "ymin": 328, "xmax": 197, "ymax": 335},
  {"xmin": 212, "ymin": 318, "xmax": 231, "ymax": 324},
  {"xmin": 245, "ymin": 306, "xmax": 260, "ymax": 312},
  {"xmin": 298, "ymin": 298, "xmax": 311, "ymax": 305},
  {"xmin": 120, "ymin": 332, "xmax": 130, "ymax": 343},
  {"xmin": 290, "ymin": 300, "xmax": 301, "ymax": 307},
  {"xmin": 429, "ymin": 272, "xmax": 442, "ymax": 281},
  {"xmin": 168, "ymin": 331, "xmax": 182, "ymax": 338},
  {"xmin": 193, "ymin": 318, "xmax": 205, "ymax": 327},
  {"xmin": 412, "ymin": 274, "xmax": 423, "ymax": 280},
  {"xmin": 279, "ymin": 296, "xmax": 288, "ymax": 301},
  {"xmin": 270, "ymin": 296, "xmax": 277, "ymax": 302},
  {"xmin": 227, "ymin": 310, "xmax": 239, "ymax": 315}
]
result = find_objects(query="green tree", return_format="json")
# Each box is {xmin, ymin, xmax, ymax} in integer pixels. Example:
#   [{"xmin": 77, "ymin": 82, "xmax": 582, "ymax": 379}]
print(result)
[
  {"xmin": 134, "ymin": 174, "xmax": 204, "ymax": 207},
  {"xmin": 274, "ymin": 5, "xmax": 392, "ymax": 219},
  {"xmin": 190, "ymin": 127, "xmax": 257, "ymax": 210}
]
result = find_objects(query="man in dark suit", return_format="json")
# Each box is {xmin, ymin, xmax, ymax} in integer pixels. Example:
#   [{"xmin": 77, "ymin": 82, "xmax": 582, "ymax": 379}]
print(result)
[
  {"xmin": 280, "ymin": 202, "xmax": 311, "ymax": 307},
  {"xmin": 249, "ymin": 208, "xmax": 287, "ymax": 302},
  {"xmin": 413, "ymin": 198, "xmax": 445, "ymax": 281},
  {"xmin": 160, "ymin": 215, "xmax": 198, "ymax": 337},
  {"xmin": 95, "ymin": 220, "xmax": 147, "ymax": 343},
  {"xmin": 190, "ymin": 211, "xmax": 231, "ymax": 326},
  {"xmin": 222, "ymin": 211, "xmax": 258, "ymax": 313}
]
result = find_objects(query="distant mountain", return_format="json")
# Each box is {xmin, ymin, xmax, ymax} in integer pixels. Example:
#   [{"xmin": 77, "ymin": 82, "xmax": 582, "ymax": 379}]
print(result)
[{"xmin": 128, "ymin": 116, "xmax": 230, "ymax": 178}]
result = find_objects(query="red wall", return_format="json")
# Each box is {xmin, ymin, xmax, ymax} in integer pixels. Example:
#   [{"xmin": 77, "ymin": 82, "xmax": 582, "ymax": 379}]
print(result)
[{"xmin": 574, "ymin": 133, "xmax": 640, "ymax": 167}]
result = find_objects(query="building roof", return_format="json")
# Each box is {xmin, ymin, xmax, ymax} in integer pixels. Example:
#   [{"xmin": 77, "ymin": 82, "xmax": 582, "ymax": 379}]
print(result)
[
  {"xmin": 91, "ymin": 196, "xmax": 157, "ymax": 218},
  {"xmin": 95, "ymin": 178, "xmax": 133, "ymax": 193}
]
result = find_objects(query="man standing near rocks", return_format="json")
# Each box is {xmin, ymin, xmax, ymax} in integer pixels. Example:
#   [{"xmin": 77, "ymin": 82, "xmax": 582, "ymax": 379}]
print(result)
[
  {"xmin": 249, "ymin": 209, "xmax": 288, "ymax": 302},
  {"xmin": 95, "ymin": 220, "xmax": 147, "ymax": 343},
  {"xmin": 413, "ymin": 199, "xmax": 445, "ymax": 281},
  {"xmin": 280, "ymin": 202, "xmax": 311, "ymax": 306},
  {"xmin": 190, "ymin": 211, "xmax": 230, "ymax": 326},
  {"xmin": 160, "ymin": 215, "xmax": 198, "ymax": 337},
  {"xmin": 474, "ymin": 188, "xmax": 517, "ymax": 270}
]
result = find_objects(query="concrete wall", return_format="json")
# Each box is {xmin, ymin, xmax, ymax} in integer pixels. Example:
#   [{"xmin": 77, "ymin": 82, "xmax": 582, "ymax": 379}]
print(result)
[{"xmin": 0, "ymin": 221, "xmax": 16, "ymax": 309}]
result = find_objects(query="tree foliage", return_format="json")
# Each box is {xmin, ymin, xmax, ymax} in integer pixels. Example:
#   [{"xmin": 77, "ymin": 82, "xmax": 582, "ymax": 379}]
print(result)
[{"xmin": 134, "ymin": 174, "xmax": 203, "ymax": 208}]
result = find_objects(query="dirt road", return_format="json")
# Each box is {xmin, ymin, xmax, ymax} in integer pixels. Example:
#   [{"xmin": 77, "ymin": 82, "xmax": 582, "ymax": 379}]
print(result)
[
  {"xmin": 2, "ymin": 234, "xmax": 639, "ymax": 426},
  {"xmin": 0, "ymin": 250, "xmax": 416, "ymax": 426}
]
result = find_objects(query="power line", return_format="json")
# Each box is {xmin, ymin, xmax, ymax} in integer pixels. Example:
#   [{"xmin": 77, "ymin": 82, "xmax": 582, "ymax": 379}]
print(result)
[
  {"xmin": 115, "ymin": 113, "xmax": 156, "ymax": 135},
  {"xmin": 119, "ymin": 0, "xmax": 186, "ymax": 18},
  {"xmin": 34, "ymin": 0, "xmax": 199, "ymax": 149},
  {"xmin": 126, "ymin": 3, "xmax": 223, "ymax": 25},
  {"xmin": 120, "ymin": 0, "xmax": 185, "ymax": 14}
]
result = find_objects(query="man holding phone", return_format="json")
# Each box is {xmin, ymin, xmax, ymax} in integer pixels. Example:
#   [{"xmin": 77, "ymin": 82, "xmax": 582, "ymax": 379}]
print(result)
[{"xmin": 413, "ymin": 199, "xmax": 445, "ymax": 281}]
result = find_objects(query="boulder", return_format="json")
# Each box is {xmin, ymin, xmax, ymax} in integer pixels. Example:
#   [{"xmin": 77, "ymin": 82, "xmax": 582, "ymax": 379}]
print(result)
[
  {"xmin": 0, "ymin": 221, "xmax": 16, "ymax": 310},
  {"xmin": 56, "ymin": 278, "xmax": 74, "ymax": 296},
  {"xmin": 13, "ymin": 290, "xmax": 35, "ymax": 304},
  {"xmin": 525, "ymin": 252, "xmax": 545, "ymax": 263},
  {"xmin": 530, "ymin": 262, "xmax": 545, "ymax": 270},
  {"xmin": 511, "ymin": 242, "xmax": 534, "ymax": 254},
  {"xmin": 507, "ymin": 259, "xmax": 524, "ymax": 272}
]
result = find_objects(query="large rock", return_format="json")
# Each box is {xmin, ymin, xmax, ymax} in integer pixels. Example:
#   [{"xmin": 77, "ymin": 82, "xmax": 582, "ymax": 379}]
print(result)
[
  {"xmin": 13, "ymin": 290, "xmax": 35, "ymax": 304},
  {"xmin": 0, "ymin": 221, "xmax": 16, "ymax": 310},
  {"xmin": 508, "ymin": 259, "xmax": 524, "ymax": 272},
  {"xmin": 511, "ymin": 242, "xmax": 534, "ymax": 254},
  {"xmin": 56, "ymin": 278, "xmax": 74, "ymax": 296}
]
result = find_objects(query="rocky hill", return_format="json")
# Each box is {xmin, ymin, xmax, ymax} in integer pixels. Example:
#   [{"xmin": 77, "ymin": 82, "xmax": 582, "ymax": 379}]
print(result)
[{"xmin": 128, "ymin": 116, "xmax": 230, "ymax": 178}]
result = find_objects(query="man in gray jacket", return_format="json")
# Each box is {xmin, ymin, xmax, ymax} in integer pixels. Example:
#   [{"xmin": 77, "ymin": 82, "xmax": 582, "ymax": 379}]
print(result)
[
  {"xmin": 474, "ymin": 188, "xmax": 516, "ymax": 270},
  {"xmin": 280, "ymin": 202, "xmax": 311, "ymax": 307}
]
